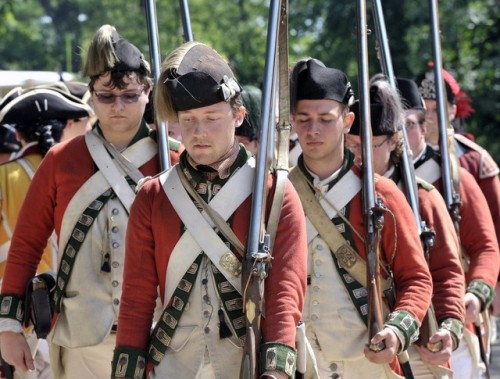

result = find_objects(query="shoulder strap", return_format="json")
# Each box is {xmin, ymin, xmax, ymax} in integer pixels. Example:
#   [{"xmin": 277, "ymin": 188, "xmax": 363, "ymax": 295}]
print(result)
[
  {"xmin": 176, "ymin": 165, "xmax": 245, "ymax": 256},
  {"xmin": 16, "ymin": 158, "xmax": 36, "ymax": 180},
  {"xmin": 289, "ymin": 167, "xmax": 391, "ymax": 291}
]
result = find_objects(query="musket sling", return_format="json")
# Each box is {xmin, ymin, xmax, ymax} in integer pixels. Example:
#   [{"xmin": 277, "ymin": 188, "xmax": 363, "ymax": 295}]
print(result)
[{"xmin": 288, "ymin": 168, "xmax": 391, "ymax": 325}]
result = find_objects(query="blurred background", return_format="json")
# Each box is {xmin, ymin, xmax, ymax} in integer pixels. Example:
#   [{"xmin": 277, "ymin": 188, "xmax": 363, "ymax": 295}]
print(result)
[{"xmin": 0, "ymin": 0, "xmax": 498, "ymax": 161}]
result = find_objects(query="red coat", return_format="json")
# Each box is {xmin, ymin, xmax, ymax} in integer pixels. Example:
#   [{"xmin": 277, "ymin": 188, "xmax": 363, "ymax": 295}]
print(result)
[
  {"xmin": 455, "ymin": 134, "xmax": 500, "ymax": 249},
  {"xmin": 1, "ymin": 134, "xmax": 180, "ymax": 298},
  {"xmin": 346, "ymin": 168, "xmax": 433, "ymax": 323},
  {"xmin": 116, "ymin": 164, "xmax": 307, "ymax": 352},
  {"xmin": 417, "ymin": 184, "xmax": 465, "ymax": 324},
  {"xmin": 431, "ymin": 167, "xmax": 499, "ymax": 289}
]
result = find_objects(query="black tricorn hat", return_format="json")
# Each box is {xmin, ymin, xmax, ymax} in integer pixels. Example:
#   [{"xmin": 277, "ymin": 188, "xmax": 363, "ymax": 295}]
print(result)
[
  {"xmin": 0, "ymin": 87, "xmax": 24, "ymax": 113},
  {"xmin": 156, "ymin": 42, "xmax": 242, "ymax": 121},
  {"xmin": 397, "ymin": 77, "xmax": 424, "ymax": 110},
  {"xmin": 83, "ymin": 24, "xmax": 150, "ymax": 78},
  {"xmin": 0, "ymin": 89, "xmax": 93, "ymax": 124},
  {"xmin": 291, "ymin": 58, "xmax": 353, "ymax": 109}
]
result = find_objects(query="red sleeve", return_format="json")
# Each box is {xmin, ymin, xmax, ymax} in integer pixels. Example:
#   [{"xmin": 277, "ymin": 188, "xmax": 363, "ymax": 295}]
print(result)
[
  {"xmin": 261, "ymin": 179, "xmax": 308, "ymax": 347},
  {"xmin": 458, "ymin": 149, "xmax": 500, "ymax": 248},
  {"xmin": 418, "ymin": 187, "xmax": 465, "ymax": 323},
  {"xmin": 457, "ymin": 168, "xmax": 499, "ymax": 287},
  {"xmin": 350, "ymin": 176, "xmax": 433, "ymax": 323},
  {"xmin": 116, "ymin": 179, "xmax": 164, "ymax": 350}
]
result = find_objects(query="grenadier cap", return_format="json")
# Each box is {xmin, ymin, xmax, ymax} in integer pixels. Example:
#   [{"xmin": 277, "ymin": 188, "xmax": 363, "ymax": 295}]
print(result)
[
  {"xmin": 238, "ymin": 85, "xmax": 262, "ymax": 141},
  {"xmin": 416, "ymin": 64, "xmax": 474, "ymax": 119},
  {"xmin": 156, "ymin": 41, "xmax": 242, "ymax": 121},
  {"xmin": 290, "ymin": 58, "xmax": 353, "ymax": 111},
  {"xmin": 396, "ymin": 77, "xmax": 425, "ymax": 110},
  {"xmin": 0, "ymin": 88, "xmax": 93, "ymax": 124},
  {"xmin": 415, "ymin": 70, "xmax": 455, "ymax": 104},
  {"xmin": 83, "ymin": 24, "xmax": 150, "ymax": 78}
]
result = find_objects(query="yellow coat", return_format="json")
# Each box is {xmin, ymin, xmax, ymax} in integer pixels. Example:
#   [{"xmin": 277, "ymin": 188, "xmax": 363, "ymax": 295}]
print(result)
[{"xmin": 0, "ymin": 144, "xmax": 53, "ymax": 279}]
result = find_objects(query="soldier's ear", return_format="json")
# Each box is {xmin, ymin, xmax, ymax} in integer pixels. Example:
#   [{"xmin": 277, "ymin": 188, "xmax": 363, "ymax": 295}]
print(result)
[{"xmin": 344, "ymin": 111, "xmax": 355, "ymax": 133}]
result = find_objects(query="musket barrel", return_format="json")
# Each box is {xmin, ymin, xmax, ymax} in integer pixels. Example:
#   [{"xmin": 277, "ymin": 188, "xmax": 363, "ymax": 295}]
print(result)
[
  {"xmin": 428, "ymin": 0, "xmax": 453, "ymax": 209},
  {"xmin": 145, "ymin": 0, "xmax": 170, "ymax": 170},
  {"xmin": 241, "ymin": 1, "xmax": 281, "ymax": 377},
  {"xmin": 179, "ymin": 0, "xmax": 194, "ymax": 41},
  {"xmin": 356, "ymin": 0, "xmax": 385, "ymax": 349},
  {"xmin": 371, "ymin": 0, "xmax": 421, "ymax": 233}
]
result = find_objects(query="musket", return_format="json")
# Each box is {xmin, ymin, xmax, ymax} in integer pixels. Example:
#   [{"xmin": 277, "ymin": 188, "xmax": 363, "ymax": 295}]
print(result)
[
  {"xmin": 145, "ymin": 0, "xmax": 170, "ymax": 170},
  {"xmin": 428, "ymin": 1, "xmax": 490, "ymax": 376},
  {"xmin": 355, "ymin": 0, "xmax": 386, "ymax": 355},
  {"xmin": 240, "ymin": 0, "xmax": 281, "ymax": 377},
  {"xmin": 178, "ymin": 0, "xmax": 194, "ymax": 42},
  {"xmin": 371, "ymin": 0, "xmax": 441, "ymax": 358}
]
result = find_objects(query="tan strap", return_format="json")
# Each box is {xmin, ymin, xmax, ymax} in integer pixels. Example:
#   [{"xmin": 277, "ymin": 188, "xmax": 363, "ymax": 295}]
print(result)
[
  {"xmin": 176, "ymin": 165, "xmax": 246, "ymax": 256},
  {"xmin": 289, "ymin": 167, "xmax": 391, "ymax": 292},
  {"xmin": 267, "ymin": 169, "xmax": 288, "ymax": 252}
]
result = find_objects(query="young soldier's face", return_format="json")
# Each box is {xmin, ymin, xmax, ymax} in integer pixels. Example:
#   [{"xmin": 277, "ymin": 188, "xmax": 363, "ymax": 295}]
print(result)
[
  {"xmin": 345, "ymin": 133, "xmax": 397, "ymax": 175},
  {"xmin": 178, "ymin": 101, "xmax": 245, "ymax": 165},
  {"xmin": 293, "ymin": 99, "xmax": 352, "ymax": 166},
  {"xmin": 404, "ymin": 109, "xmax": 427, "ymax": 157},
  {"xmin": 91, "ymin": 73, "xmax": 150, "ymax": 134}
]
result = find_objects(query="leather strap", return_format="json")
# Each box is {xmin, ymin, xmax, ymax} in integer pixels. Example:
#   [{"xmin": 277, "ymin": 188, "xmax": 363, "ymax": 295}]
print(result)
[{"xmin": 289, "ymin": 167, "xmax": 391, "ymax": 292}]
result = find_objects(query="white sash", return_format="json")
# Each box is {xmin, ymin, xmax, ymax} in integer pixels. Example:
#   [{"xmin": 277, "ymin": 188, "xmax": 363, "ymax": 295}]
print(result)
[
  {"xmin": 306, "ymin": 170, "xmax": 361, "ymax": 244},
  {"xmin": 85, "ymin": 131, "xmax": 156, "ymax": 213},
  {"xmin": 58, "ymin": 138, "xmax": 155, "ymax": 259},
  {"xmin": 414, "ymin": 158, "xmax": 441, "ymax": 187},
  {"xmin": 161, "ymin": 159, "xmax": 255, "ymax": 304}
]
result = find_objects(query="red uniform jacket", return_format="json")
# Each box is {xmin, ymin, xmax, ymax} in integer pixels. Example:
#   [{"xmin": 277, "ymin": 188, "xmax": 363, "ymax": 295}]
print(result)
[{"xmin": 1, "ymin": 132, "xmax": 180, "ymax": 299}]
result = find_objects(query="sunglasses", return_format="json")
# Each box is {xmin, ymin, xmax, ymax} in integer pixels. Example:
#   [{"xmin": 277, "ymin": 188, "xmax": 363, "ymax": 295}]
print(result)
[{"xmin": 93, "ymin": 88, "xmax": 144, "ymax": 105}]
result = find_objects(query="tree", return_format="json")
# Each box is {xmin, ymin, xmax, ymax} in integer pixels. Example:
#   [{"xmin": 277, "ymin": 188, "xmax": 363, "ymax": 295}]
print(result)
[{"xmin": 0, "ymin": 0, "xmax": 498, "ymax": 162}]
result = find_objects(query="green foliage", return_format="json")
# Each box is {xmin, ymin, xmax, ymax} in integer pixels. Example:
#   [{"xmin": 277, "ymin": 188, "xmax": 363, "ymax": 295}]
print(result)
[{"xmin": 0, "ymin": 0, "xmax": 498, "ymax": 162}]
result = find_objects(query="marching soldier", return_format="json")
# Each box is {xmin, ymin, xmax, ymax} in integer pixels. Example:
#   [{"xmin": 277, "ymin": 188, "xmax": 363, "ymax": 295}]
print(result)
[
  {"xmin": 0, "ymin": 88, "xmax": 93, "ymax": 282},
  {"xmin": 408, "ymin": 74, "xmax": 499, "ymax": 378},
  {"xmin": 346, "ymin": 77, "xmax": 466, "ymax": 378},
  {"xmin": 415, "ymin": 69, "xmax": 500, "ymax": 245},
  {"xmin": 0, "ymin": 87, "xmax": 93, "ymax": 379},
  {"xmin": 111, "ymin": 41, "xmax": 307, "ymax": 379},
  {"xmin": 0, "ymin": 24, "xmax": 182, "ymax": 379},
  {"xmin": 288, "ymin": 58, "xmax": 433, "ymax": 378}
]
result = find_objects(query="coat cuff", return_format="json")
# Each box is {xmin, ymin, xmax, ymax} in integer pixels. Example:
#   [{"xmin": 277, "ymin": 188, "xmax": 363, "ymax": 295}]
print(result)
[
  {"xmin": 385, "ymin": 310, "xmax": 420, "ymax": 351},
  {"xmin": 467, "ymin": 279, "xmax": 495, "ymax": 311},
  {"xmin": 439, "ymin": 317, "xmax": 464, "ymax": 351},
  {"xmin": 0, "ymin": 294, "xmax": 24, "ymax": 323},
  {"xmin": 111, "ymin": 346, "xmax": 147, "ymax": 379},
  {"xmin": 259, "ymin": 342, "xmax": 296, "ymax": 378}
]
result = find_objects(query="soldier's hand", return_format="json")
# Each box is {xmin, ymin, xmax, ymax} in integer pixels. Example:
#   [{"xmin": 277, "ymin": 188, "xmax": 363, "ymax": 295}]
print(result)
[
  {"xmin": 0, "ymin": 332, "xmax": 34, "ymax": 372},
  {"xmin": 415, "ymin": 329, "xmax": 453, "ymax": 366},
  {"xmin": 363, "ymin": 328, "xmax": 400, "ymax": 364},
  {"xmin": 464, "ymin": 292, "xmax": 481, "ymax": 325}
]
